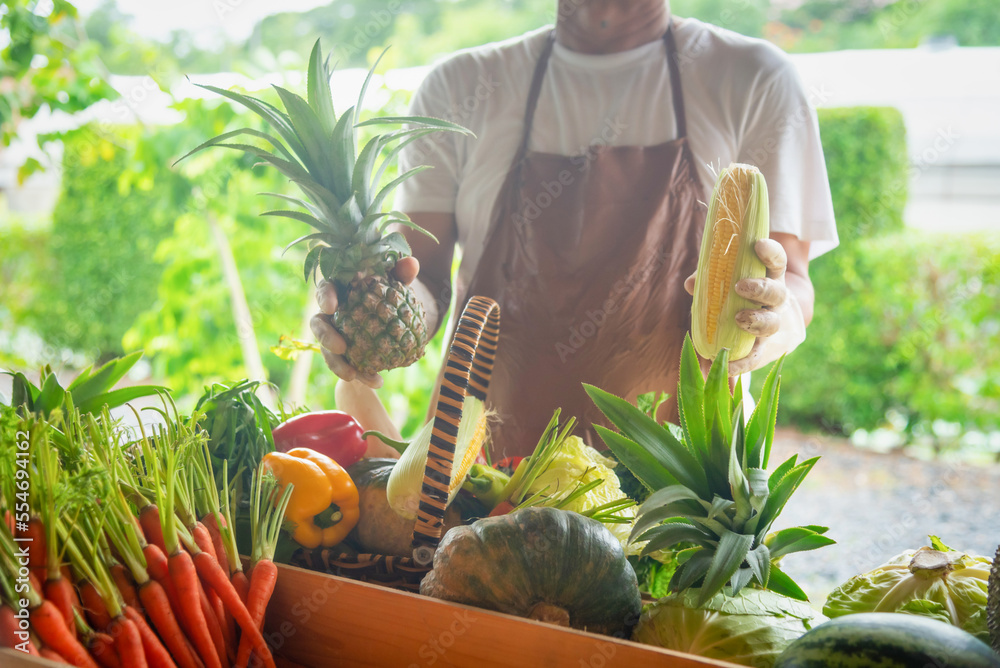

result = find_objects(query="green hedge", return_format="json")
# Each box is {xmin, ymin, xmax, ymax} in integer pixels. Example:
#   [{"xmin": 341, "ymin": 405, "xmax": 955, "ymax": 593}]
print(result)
[
  {"xmin": 769, "ymin": 106, "xmax": 1000, "ymax": 438},
  {"xmin": 26, "ymin": 126, "xmax": 185, "ymax": 359}
]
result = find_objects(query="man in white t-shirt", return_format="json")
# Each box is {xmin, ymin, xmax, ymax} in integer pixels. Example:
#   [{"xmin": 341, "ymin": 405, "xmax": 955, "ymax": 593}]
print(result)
[{"xmin": 313, "ymin": 0, "xmax": 838, "ymax": 457}]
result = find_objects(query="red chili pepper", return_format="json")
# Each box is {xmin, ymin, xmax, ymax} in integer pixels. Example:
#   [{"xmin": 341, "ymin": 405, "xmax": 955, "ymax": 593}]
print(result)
[{"xmin": 272, "ymin": 411, "xmax": 367, "ymax": 468}]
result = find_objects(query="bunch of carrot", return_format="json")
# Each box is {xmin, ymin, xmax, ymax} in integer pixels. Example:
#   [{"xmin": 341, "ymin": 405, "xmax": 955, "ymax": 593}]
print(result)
[{"xmin": 0, "ymin": 399, "xmax": 291, "ymax": 668}]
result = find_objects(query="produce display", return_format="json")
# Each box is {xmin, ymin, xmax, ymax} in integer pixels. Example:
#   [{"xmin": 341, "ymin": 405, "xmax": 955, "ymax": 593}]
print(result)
[
  {"xmin": 774, "ymin": 613, "xmax": 1000, "ymax": 668},
  {"xmin": 0, "ymin": 358, "xmax": 289, "ymax": 668},
  {"xmin": 3, "ymin": 40, "xmax": 999, "ymax": 668}
]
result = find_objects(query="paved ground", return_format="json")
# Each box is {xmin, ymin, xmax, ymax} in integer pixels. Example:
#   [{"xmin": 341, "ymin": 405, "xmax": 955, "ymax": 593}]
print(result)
[{"xmin": 769, "ymin": 428, "xmax": 1000, "ymax": 607}]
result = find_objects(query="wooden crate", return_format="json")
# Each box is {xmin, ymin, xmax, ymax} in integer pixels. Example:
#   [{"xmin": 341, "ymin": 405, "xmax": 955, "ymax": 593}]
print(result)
[
  {"xmin": 3, "ymin": 563, "xmax": 741, "ymax": 667},
  {"xmin": 262, "ymin": 562, "xmax": 739, "ymax": 667}
]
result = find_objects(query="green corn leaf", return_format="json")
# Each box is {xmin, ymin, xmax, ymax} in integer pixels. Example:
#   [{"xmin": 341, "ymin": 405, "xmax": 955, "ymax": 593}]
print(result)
[
  {"xmin": 260, "ymin": 210, "xmax": 329, "ymax": 234},
  {"xmin": 767, "ymin": 564, "xmax": 809, "ymax": 601},
  {"xmin": 697, "ymin": 530, "xmax": 754, "ymax": 605},
  {"xmin": 592, "ymin": 425, "xmax": 680, "ymax": 492},
  {"xmin": 272, "ymin": 85, "xmax": 329, "ymax": 176},
  {"xmin": 672, "ymin": 550, "xmax": 713, "ymax": 591},
  {"xmin": 745, "ymin": 541, "xmax": 771, "ymax": 587},
  {"xmin": 586, "ymin": 385, "xmax": 710, "ymax": 498},
  {"xmin": 370, "ymin": 165, "xmax": 431, "ymax": 215},
  {"xmin": 765, "ymin": 526, "xmax": 835, "ymax": 559},
  {"xmin": 640, "ymin": 521, "xmax": 717, "ymax": 556},
  {"xmin": 306, "ymin": 40, "xmax": 336, "ymax": 136}
]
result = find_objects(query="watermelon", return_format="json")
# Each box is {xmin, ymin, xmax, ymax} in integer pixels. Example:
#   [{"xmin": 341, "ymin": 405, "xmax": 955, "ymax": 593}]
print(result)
[{"xmin": 775, "ymin": 613, "xmax": 1000, "ymax": 668}]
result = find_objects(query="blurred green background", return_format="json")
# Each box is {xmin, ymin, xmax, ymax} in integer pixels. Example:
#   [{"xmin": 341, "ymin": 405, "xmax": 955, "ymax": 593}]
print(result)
[{"xmin": 1, "ymin": 0, "xmax": 998, "ymax": 452}]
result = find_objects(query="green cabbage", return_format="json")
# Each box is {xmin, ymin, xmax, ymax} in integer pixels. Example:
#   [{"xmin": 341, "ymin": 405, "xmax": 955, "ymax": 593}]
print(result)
[
  {"xmin": 525, "ymin": 436, "xmax": 635, "ymax": 548},
  {"xmin": 633, "ymin": 588, "xmax": 823, "ymax": 667},
  {"xmin": 823, "ymin": 538, "xmax": 992, "ymax": 643}
]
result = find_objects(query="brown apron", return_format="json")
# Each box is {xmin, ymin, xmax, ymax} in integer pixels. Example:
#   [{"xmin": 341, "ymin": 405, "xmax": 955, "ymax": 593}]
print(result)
[{"xmin": 458, "ymin": 26, "xmax": 705, "ymax": 458}]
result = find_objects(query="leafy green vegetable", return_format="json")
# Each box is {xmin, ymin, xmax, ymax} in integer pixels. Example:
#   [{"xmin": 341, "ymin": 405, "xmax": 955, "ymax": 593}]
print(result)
[
  {"xmin": 633, "ymin": 588, "xmax": 823, "ymax": 667},
  {"xmin": 823, "ymin": 539, "xmax": 993, "ymax": 644}
]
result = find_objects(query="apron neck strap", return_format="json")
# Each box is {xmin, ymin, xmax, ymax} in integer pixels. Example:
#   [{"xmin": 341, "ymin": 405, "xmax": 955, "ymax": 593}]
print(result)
[
  {"xmin": 517, "ymin": 23, "xmax": 688, "ymax": 159},
  {"xmin": 663, "ymin": 24, "xmax": 687, "ymax": 138}
]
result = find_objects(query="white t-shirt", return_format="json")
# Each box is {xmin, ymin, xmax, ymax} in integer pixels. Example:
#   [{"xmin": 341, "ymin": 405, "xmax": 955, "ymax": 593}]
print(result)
[{"xmin": 396, "ymin": 18, "xmax": 839, "ymax": 287}]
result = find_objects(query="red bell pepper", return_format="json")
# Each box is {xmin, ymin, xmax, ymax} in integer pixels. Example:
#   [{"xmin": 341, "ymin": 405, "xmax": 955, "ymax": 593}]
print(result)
[{"xmin": 271, "ymin": 411, "xmax": 367, "ymax": 468}]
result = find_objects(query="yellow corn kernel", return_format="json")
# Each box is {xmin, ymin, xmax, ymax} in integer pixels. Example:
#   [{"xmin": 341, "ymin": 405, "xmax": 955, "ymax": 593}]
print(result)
[{"xmin": 691, "ymin": 163, "xmax": 769, "ymax": 362}]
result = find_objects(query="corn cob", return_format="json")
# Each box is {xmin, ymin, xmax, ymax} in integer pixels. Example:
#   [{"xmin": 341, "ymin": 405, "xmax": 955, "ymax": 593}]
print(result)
[{"xmin": 690, "ymin": 163, "xmax": 770, "ymax": 361}]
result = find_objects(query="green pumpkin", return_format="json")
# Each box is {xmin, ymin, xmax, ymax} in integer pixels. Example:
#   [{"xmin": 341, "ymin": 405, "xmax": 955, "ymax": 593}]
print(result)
[
  {"xmin": 420, "ymin": 507, "xmax": 642, "ymax": 637},
  {"xmin": 347, "ymin": 458, "xmax": 461, "ymax": 557}
]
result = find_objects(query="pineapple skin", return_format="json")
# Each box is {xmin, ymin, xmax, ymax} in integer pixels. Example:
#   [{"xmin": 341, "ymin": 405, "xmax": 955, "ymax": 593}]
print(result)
[{"xmin": 333, "ymin": 275, "xmax": 429, "ymax": 375}]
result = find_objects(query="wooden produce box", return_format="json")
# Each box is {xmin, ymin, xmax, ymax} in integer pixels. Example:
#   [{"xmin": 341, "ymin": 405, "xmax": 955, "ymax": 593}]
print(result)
[
  {"xmin": 2, "ymin": 563, "xmax": 742, "ymax": 667},
  {"xmin": 260, "ymin": 562, "xmax": 739, "ymax": 667}
]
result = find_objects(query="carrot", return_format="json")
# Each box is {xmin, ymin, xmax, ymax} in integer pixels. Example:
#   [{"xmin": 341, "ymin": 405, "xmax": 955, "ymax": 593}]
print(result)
[
  {"xmin": 44, "ymin": 577, "xmax": 82, "ymax": 639},
  {"xmin": 230, "ymin": 571, "xmax": 249, "ymax": 607},
  {"xmin": 17, "ymin": 517, "xmax": 47, "ymax": 583},
  {"xmin": 488, "ymin": 500, "xmax": 515, "ymax": 517},
  {"xmin": 233, "ymin": 560, "xmax": 276, "ymax": 668},
  {"xmin": 30, "ymin": 600, "xmax": 99, "ymax": 668},
  {"xmin": 85, "ymin": 631, "xmax": 120, "ymax": 668},
  {"xmin": 124, "ymin": 605, "xmax": 178, "ymax": 668},
  {"xmin": 139, "ymin": 506, "xmax": 167, "ymax": 555},
  {"xmin": 192, "ymin": 522, "xmax": 231, "ymax": 654},
  {"xmin": 110, "ymin": 564, "xmax": 140, "ymax": 612},
  {"xmin": 1, "ymin": 603, "xmax": 37, "ymax": 653},
  {"xmin": 40, "ymin": 646, "xmax": 72, "ymax": 664},
  {"xmin": 143, "ymin": 544, "xmax": 169, "ymax": 583},
  {"xmin": 201, "ymin": 515, "xmax": 230, "ymax": 579},
  {"xmin": 78, "ymin": 581, "xmax": 112, "ymax": 632},
  {"xmin": 107, "ymin": 615, "xmax": 147, "ymax": 668},
  {"xmin": 199, "ymin": 586, "xmax": 229, "ymax": 668},
  {"xmin": 169, "ymin": 549, "xmax": 222, "ymax": 668},
  {"xmin": 137, "ymin": 580, "xmax": 200, "ymax": 668},
  {"xmin": 192, "ymin": 552, "xmax": 275, "ymax": 668}
]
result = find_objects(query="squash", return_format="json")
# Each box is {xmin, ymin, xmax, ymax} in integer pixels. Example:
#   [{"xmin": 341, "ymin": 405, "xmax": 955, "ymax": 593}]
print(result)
[
  {"xmin": 419, "ymin": 506, "xmax": 642, "ymax": 637},
  {"xmin": 347, "ymin": 458, "xmax": 461, "ymax": 557}
]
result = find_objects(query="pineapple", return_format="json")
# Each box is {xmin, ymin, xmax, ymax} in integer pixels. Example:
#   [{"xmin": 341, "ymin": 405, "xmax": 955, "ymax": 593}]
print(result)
[
  {"xmin": 585, "ymin": 335, "xmax": 834, "ymax": 604},
  {"xmin": 178, "ymin": 40, "xmax": 470, "ymax": 374}
]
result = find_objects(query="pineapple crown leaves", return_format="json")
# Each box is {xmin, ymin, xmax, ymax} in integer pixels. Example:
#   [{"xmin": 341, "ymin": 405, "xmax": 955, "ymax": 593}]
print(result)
[
  {"xmin": 584, "ymin": 334, "xmax": 834, "ymax": 605},
  {"xmin": 174, "ymin": 39, "xmax": 472, "ymax": 285}
]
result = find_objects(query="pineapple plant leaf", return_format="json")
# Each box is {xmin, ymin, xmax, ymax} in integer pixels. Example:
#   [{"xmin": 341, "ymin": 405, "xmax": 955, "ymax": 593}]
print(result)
[
  {"xmin": 584, "ymin": 334, "xmax": 834, "ymax": 605},
  {"xmin": 177, "ymin": 39, "xmax": 472, "ymax": 375}
]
